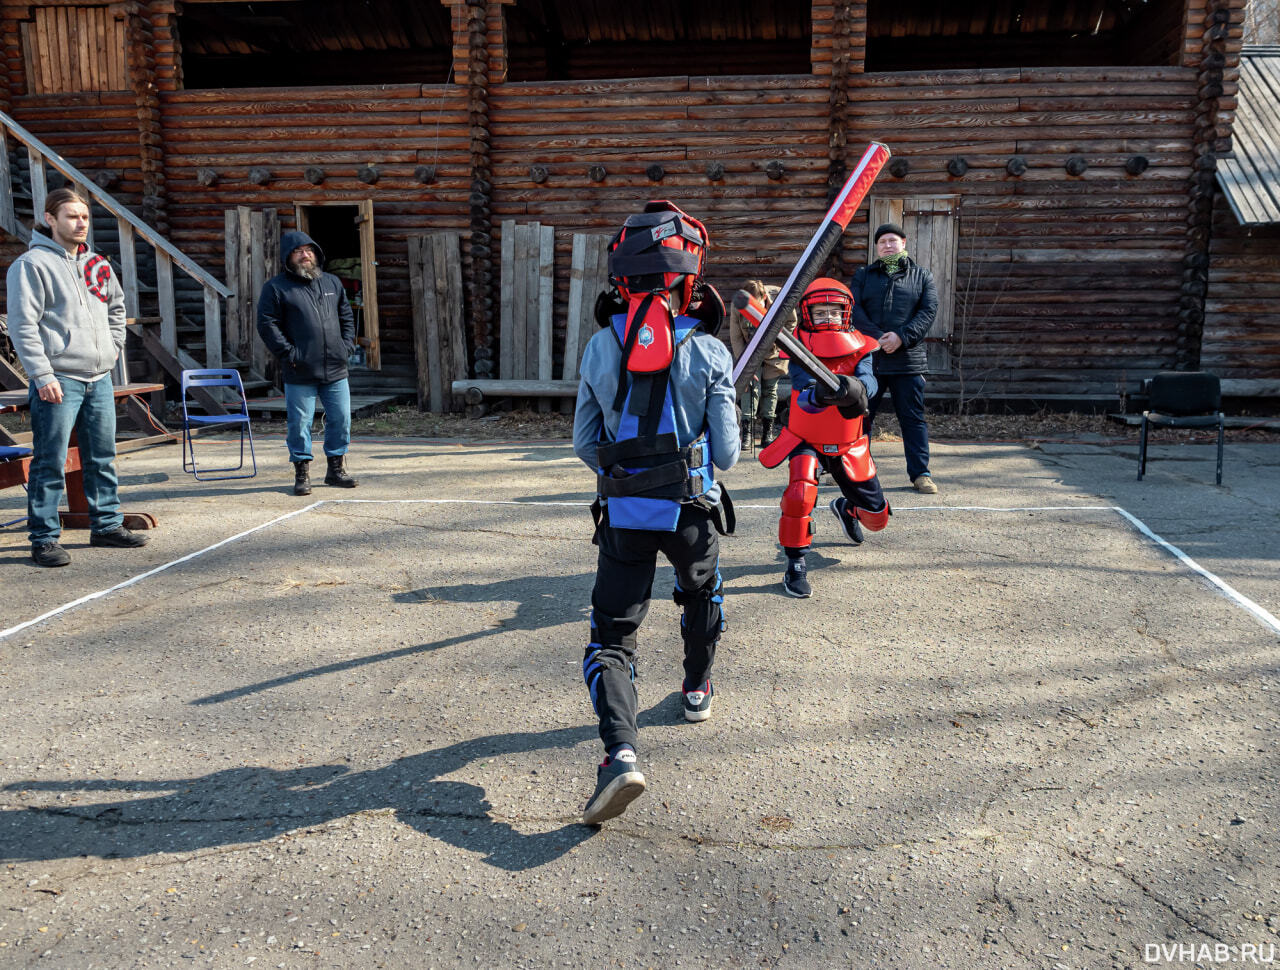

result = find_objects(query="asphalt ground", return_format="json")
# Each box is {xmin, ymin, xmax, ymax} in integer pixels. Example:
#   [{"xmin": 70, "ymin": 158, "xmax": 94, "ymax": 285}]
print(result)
[{"xmin": 1, "ymin": 431, "xmax": 1278, "ymax": 970}]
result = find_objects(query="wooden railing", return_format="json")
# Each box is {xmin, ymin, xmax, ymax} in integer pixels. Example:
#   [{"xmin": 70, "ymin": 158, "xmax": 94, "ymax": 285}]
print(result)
[{"xmin": 0, "ymin": 109, "xmax": 232, "ymax": 410}]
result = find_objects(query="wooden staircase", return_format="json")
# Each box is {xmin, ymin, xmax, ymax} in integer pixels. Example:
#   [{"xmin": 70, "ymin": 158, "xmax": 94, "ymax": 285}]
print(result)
[{"xmin": 0, "ymin": 109, "xmax": 274, "ymax": 415}]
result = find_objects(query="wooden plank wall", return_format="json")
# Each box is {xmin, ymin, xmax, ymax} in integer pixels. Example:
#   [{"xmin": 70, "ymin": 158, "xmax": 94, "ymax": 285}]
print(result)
[
  {"xmin": 156, "ymin": 84, "xmax": 473, "ymax": 385},
  {"xmin": 847, "ymin": 66, "xmax": 1200, "ymax": 398},
  {"xmin": 488, "ymin": 75, "xmax": 830, "ymax": 377},
  {"xmin": 6, "ymin": 92, "xmax": 146, "ymax": 205},
  {"xmin": 1201, "ymin": 199, "xmax": 1280, "ymax": 382}
]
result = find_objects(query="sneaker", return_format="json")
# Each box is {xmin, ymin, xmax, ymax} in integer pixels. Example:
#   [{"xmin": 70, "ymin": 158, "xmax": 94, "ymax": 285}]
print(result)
[
  {"xmin": 89, "ymin": 526, "xmax": 149, "ymax": 548},
  {"xmin": 828, "ymin": 497, "xmax": 864, "ymax": 544},
  {"xmin": 782, "ymin": 557, "xmax": 811, "ymax": 598},
  {"xmin": 31, "ymin": 541, "xmax": 71, "ymax": 567},
  {"xmin": 682, "ymin": 680, "xmax": 714, "ymax": 722},
  {"xmin": 913, "ymin": 475, "xmax": 938, "ymax": 494},
  {"xmin": 583, "ymin": 753, "xmax": 646, "ymax": 825}
]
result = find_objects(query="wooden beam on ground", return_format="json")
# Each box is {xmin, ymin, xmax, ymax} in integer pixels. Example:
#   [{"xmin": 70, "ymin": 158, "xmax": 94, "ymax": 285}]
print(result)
[{"xmin": 451, "ymin": 379, "xmax": 579, "ymax": 404}]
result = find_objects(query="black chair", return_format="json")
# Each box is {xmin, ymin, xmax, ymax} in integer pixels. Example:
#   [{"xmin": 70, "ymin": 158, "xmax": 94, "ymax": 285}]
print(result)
[{"xmin": 1137, "ymin": 371, "xmax": 1224, "ymax": 485}]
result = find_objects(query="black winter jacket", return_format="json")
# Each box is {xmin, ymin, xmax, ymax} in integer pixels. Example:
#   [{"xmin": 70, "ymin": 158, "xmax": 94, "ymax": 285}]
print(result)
[
  {"xmin": 257, "ymin": 230, "xmax": 356, "ymax": 385},
  {"xmin": 850, "ymin": 256, "xmax": 938, "ymax": 376}
]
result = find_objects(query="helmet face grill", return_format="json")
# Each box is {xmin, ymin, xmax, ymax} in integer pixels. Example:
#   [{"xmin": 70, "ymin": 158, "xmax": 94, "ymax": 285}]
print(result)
[{"xmin": 799, "ymin": 280, "xmax": 853, "ymax": 333}]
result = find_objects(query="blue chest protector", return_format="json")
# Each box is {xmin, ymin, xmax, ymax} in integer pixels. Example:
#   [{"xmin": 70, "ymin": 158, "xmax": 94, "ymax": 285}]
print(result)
[{"xmin": 596, "ymin": 314, "xmax": 716, "ymax": 532}]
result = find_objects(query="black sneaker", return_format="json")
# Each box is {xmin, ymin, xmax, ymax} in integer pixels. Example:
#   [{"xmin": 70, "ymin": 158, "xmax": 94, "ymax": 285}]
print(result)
[
  {"xmin": 783, "ymin": 557, "xmax": 811, "ymax": 598},
  {"xmin": 829, "ymin": 497, "xmax": 864, "ymax": 545},
  {"xmin": 89, "ymin": 526, "xmax": 149, "ymax": 548},
  {"xmin": 683, "ymin": 679, "xmax": 714, "ymax": 723},
  {"xmin": 31, "ymin": 541, "xmax": 71, "ymax": 567},
  {"xmin": 583, "ymin": 753, "xmax": 646, "ymax": 825}
]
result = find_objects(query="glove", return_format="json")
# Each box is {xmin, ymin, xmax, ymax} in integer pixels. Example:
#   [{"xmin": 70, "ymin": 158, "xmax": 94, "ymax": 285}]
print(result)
[{"xmin": 814, "ymin": 374, "xmax": 867, "ymax": 414}]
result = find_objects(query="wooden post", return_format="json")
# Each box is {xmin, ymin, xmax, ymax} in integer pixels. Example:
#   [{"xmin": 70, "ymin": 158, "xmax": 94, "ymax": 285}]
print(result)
[
  {"xmin": 498, "ymin": 220, "xmax": 515, "ymax": 380},
  {"xmin": 409, "ymin": 234, "xmax": 441, "ymax": 412},
  {"xmin": 562, "ymin": 233, "xmax": 609, "ymax": 414},
  {"xmin": 434, "ymin": 231, "xmax": 468, "ymax": 412},
  {"xmin": 224, "ymin": 209, "xmax": 242, "ymax": 361},
  {"xmin": 155, "ymin": 250, "xmax": 177, "ymax": 354},
  {"xmin": 117, "ymin": 219, "xmax": 139, "ymax": 319},
  {"xmin": 0, "ymin": 128, "xmax": 14, "ymax": 236},
  {"xmin": 250, "ymin": 209, "xmax": 276, "ymax": 382},
  {"xmin": 536, "ymin": 223, "xmax": 555, "ymax": 413},
  {"xmin": 27, "ymin": 146, "xmax": 46, "ymax": 220},
  {"xmin": 203, "ymin": 286, "xmax": 222, "ymax": 371}
]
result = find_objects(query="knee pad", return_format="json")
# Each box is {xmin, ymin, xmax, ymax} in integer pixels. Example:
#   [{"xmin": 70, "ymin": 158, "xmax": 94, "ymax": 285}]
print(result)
[
  {"xmin": 855, "ymin": 500, "xmax": 891, "ymax": 533},
  {"xmin": 779, "ymin": 454, "xmax": 819, "ymax": 548}
]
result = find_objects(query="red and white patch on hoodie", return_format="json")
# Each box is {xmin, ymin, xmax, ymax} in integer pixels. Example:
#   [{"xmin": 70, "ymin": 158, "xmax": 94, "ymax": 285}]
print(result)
[{"xmin": 82, "ymin": 253, "xmax": 112, "ymax": 304}]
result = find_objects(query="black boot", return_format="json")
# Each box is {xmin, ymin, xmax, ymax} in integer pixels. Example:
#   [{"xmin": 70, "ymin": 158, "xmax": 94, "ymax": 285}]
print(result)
[
  {"xmin": 293, "ymin": 460, "xmax": 312, "ymax": 496},
  {"xmin": 740, "ymin": 419, "xmax": 752, "ymax": 450},
  {"xmin": 760, "ymin": 418, "xmax": 775, "ymax": 446},
  {"xmin": 325, "ymin": 455, "xmax": 358, "ymax": 488}
]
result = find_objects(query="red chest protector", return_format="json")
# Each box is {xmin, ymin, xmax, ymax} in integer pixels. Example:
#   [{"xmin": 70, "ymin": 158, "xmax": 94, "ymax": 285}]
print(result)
[{"xmin": 759, "ymin": 328, "xmax": 878, "ymax": 472}]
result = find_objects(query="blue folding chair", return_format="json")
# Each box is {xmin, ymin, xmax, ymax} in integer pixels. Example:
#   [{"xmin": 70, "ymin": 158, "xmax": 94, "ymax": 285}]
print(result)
[{"xmin": 181, "ymin": 369, "xmax": 257, "ymax": 481}]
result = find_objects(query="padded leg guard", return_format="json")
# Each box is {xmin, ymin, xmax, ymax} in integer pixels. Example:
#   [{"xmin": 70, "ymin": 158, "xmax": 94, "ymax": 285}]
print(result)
[
  {"xmin": 779, "ymin": 453, "xmax": 820, "ymax": 549},
  {"xmin": 854, "ymin": 500, "xmax": 891, "ymax": 533}
]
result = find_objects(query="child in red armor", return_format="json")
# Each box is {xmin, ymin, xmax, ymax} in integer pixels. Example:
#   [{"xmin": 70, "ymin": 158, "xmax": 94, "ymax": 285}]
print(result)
[{"xmin": 757, "ymin": 277, "xmax": 890, "ymax": 598}]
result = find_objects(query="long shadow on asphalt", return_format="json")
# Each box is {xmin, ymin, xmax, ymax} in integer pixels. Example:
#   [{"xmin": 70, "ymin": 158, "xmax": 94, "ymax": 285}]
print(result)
[
  {"xmin": 0, "ymin": 699, "xmax": 680, "ymax": 871},
  {"xmin": 191, "ymin": 571, "xmax": 594, "ymax": 706}
]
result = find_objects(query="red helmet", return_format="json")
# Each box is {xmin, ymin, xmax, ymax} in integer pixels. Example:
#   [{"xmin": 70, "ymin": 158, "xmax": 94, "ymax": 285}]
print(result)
[
  {"xmin": 799, "ymin": 277, "xmax": 854, "ymax": 333},
  {"xmin": 607, "ymin": 200, "xmax": 708, "ymax": 315}
]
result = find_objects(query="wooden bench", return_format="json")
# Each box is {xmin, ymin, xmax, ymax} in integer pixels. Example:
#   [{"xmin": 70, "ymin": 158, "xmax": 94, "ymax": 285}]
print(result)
[{"xmin": 0, "ymin": 382, "xmax": 164, "ymax": 530}]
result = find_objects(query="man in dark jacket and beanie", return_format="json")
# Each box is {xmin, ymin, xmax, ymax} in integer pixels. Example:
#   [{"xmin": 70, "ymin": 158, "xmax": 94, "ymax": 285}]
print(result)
[
  {"xmin": 257, "ymin": 230, "xmax": 358, "ymax": 495},
  {"xmin": 850, "ymin": 223, "xmax": 940, "ymax": 494}
]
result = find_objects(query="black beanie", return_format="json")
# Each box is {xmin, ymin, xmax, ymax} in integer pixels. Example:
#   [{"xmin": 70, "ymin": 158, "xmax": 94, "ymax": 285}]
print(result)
[{"xmin": 874, "ymin": 222, "xmax": 906, "ymax": 243}]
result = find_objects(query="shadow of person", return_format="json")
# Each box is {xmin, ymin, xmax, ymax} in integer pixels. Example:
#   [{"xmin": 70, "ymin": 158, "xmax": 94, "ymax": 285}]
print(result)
[
  {"xmin": 1, "ymin": 700, "xmax": 676, "ymax": 871},
  {"xmin": 194, "ymin": 570, "xmax": 595, "ymax": 706}
]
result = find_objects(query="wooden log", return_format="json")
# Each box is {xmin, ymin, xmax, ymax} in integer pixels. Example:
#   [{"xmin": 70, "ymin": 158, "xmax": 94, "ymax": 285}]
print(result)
[{"xmin": 451, "ymin": 379, "xmax": 579, "ymax": 400}]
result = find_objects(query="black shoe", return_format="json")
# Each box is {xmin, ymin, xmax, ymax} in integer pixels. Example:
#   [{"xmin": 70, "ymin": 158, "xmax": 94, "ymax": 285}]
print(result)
[
  {"xmin": 31, "ymin": 541, "xmax": 71, "ymax": 567},
  {"xmin": 739, "ymin": 419, "xmax": 752, "ymax": 450},
  {"xmin": 682, "ymin": 679, "xmax": 714, "ymax": 722},
  {"xmin": 293, "ymin": 460, "xmax": 312, "ymax": 496},
  {"xmin": 583, "ymin": 753, "xmax": 646, "ymax": 825},
  {"xmin": 783, "ymin": 556, "xmax": 811, "ymax": 598},
  {"xmin": 760, "ymin": 419, "xmax": 776, "ymax": 446},
  {"xmin": 324, "ymin": 455, "xmax": 358, "ymax": 488},
  {"xmin": 829, "ymin": 497, "xmax": 864, "ymax": 545},
  {"xmin": 89, "ymin": 526, "xmax": 149, "ymax": 548}
]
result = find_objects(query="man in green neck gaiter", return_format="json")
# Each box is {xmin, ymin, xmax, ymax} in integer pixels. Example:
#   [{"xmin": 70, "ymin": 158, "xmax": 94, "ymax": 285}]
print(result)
[{"xmin": 849, "ymin": 223, "xmax": 940, "ymax": 494}]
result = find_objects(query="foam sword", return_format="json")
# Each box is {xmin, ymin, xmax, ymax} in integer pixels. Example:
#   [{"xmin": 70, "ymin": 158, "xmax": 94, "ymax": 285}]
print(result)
[{"xmin": 731, "ymin": 141, "xmax": 892, "ymax": 397}]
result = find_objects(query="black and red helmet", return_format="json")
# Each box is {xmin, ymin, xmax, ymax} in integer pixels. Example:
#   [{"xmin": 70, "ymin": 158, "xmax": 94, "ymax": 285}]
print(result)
[
  {"xmin": 607, "ymin": 200, "xmax": 708, "ymax": 315},
  {"xmin": 799, "ymin": 277, "xmax": 854, "ymax": 333}
]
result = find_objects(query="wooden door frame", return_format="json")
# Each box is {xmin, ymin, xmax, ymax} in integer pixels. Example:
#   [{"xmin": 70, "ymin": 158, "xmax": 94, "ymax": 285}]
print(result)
[{"xmin": 294, "ymin": 200, "xmax": 381, "ymax": 370}]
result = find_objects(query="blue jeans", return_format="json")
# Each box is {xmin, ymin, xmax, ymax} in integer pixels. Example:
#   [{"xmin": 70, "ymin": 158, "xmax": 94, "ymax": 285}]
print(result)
[
  {"xmin": 867, "ymin": 373, "xmax": 930, "ymax": 482},
  {"xmin": 27, "ymin": 376, "xmax": 123, "ymax": 544},
  {"xmin": 284, "ymin": 379, "xmax": 351, "ymax": 463}
]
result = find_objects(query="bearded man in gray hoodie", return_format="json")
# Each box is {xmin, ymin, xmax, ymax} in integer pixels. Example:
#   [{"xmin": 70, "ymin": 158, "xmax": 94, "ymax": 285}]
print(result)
[{"xmin": 6, "ymin": 188, "xmax": 148, "ymax": 567}]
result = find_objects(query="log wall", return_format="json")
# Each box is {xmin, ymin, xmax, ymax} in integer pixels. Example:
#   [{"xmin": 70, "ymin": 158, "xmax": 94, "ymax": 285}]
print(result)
[
  {"xmin": 156, "ymin": 85, "xmax": 474, "ymax": 382},
  {"xmin": 1, "ymin": 0, "xmax": 1270, "ymax": 401},
  {"xmin": 1201, "ymin": 198, "xmax": 1280, "ymax": 382},
  {"xmin": 847, "ymin": 67, "xmax": 1200, "ymax": 398}
]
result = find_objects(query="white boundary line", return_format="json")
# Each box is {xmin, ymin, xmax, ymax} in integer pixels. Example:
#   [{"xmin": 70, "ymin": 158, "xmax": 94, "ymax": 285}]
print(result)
[{"xmin": 3, "ymin": 501, "xmax": 1277, "ymax": 641}]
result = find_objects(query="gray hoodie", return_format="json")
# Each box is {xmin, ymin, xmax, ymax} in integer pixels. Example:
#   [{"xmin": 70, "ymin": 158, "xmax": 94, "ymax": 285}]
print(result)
[{"xmin": 6, "ymin": 230, "xmax": 126, "ymax": 387}]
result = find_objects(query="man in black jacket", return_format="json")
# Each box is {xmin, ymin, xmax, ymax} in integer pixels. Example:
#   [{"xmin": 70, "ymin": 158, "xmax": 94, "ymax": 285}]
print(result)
[
  {"xmin": 257, "ymin": 230, "xmax": 359, "ymax": 495},
  {"xmin": 850, "ymin": 223, "xmax": 940, "ymax": 494}
]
